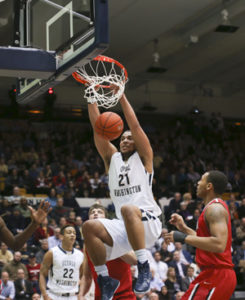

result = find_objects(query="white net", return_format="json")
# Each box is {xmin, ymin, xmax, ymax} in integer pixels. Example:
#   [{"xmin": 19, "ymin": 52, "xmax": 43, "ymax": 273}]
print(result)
[{"xmin": 74, "ymin": 56, "xmax": 128, "ymax": 109}]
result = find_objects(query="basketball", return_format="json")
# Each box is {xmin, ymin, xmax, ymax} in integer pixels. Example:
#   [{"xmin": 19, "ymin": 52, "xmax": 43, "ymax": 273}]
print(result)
[{"xmin": 95, "ymin": 112, "xmax": 124, "ymax": 141}]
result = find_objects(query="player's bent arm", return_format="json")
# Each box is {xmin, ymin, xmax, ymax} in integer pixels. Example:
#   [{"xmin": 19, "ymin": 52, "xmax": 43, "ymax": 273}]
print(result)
[
  {"xmin": 119, "ymin": 94, "xmax": 153, "ymax": 172},
  {"xmin": 169, "ymin": 213, "xmax": 196, "ymax": 236},
  {"xmin": 88, "ymin": 103, "xmax": 117, "ymax": 171},
  {"xmin": 185, "ymin": 204, "xmax": 228, "ymax": 253},
  {"xmin": 0, "ymin": 217, "xmax": 39, "ymax": 251},
  {"xmin": 39, "ymin": 251, "xmax": 53, "ymax": 300},
  {"xmin": 78, "ymin": 252, "xmax": 92, "ymax": 298}
]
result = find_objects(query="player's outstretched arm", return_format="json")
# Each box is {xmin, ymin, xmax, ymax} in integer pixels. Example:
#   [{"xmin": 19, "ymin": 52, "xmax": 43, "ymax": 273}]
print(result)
[
  {"xmin": 165, "ymin": 204, "xmax": 228, "ymax": 253},
  {"xmin": 0, "ymin": 200, "xmax": 50, "ymax": 250},
  {"xmin": 78, "ymin": 252, "xmax": 92, "ymax": 299},
  {"xmin": 119, "ymin": 94, "xmax": 153, "ymax": 172},
  {"xmin": 88, "ymin": 103, "xmax": 117, "ymax": 171},
  {"xmin": 39, "ymin": 251, "xmax": 53, "ymax": 300}
]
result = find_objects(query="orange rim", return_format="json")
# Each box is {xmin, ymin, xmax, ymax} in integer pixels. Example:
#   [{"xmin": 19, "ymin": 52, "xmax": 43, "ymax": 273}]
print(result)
[{"xmin": 72, "ymin": 55, "xmax": 128, "ymax": 86}]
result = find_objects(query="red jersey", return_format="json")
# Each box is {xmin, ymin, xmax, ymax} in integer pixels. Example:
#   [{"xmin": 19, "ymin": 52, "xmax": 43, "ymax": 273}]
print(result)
[
  {"xmin": 196, "ymin": 198, "xmax": 234, "ymax": 269},
  {"xmin": 87, "ymin": 252, "xmax": 136, "ymax": 300},
  {"xmin": 26, "ymin": 263, "xmax": 41, "ymax": 281}
]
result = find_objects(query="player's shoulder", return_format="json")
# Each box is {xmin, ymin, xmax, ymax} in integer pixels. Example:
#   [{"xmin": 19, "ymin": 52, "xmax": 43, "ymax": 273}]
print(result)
[{"xmin": 205, "ymin": 200, "xmax": 228, "ymax": 220}]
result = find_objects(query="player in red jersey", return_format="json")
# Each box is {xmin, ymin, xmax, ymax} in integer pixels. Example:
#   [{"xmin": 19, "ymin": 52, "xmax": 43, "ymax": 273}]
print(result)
[
  {"xmin": 164, "ymin": 170, "xmax": 236, "ymax": 300},
  {"xmin": 79, "ymin": 203, "xmax": 137, "ymax": 300}
]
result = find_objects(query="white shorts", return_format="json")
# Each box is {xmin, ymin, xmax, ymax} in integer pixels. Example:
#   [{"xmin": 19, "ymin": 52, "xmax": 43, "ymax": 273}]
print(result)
[
  {"xmin": 97, "ymin": 210, "xmax": 162, "ymax": 261},
  {"xmin": 41, "ymin": 290, "xmax": 78, "ymax": 300}
]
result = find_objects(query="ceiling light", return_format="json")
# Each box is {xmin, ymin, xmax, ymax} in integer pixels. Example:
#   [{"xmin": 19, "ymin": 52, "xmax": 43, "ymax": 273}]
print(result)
[
  {"xmin": 214, "ymin": 9, "xmax": 239, "ymax": 33},
  {"xmin": 147, "ymin": 39, "xmax": 167, "ymax": 73}
]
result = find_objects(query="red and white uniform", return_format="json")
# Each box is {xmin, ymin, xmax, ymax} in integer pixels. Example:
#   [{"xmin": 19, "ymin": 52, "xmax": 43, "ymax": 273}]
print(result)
[
  {"xmin": 87, "ymin": 252, "xmax": 136, "ymax": 300},
  {"xmin": 182, "ymin": 198, "xmax": 236, "ymax": 300}
]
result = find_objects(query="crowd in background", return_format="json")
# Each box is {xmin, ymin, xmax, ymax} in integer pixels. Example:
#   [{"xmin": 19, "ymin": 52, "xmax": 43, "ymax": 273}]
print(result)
[{"xmin": 0, "ymin": 113, "xmax": 244, "ymax": 299}]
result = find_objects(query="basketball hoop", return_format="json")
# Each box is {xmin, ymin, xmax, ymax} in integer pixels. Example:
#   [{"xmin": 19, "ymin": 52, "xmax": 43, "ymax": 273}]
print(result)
[{"xmin": 72, "ymin": 55, "xmax": 128, "ymax": 109}]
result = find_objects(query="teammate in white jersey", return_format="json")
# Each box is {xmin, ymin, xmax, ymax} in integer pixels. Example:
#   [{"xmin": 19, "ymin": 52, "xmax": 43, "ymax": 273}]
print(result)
[
  {"xmin": 39, "ymin": 225, "xmax": 84, "ymax": 300},
  {"xmin": 83, "ymin": 90, "xmax": 162, "ymax": 300}
]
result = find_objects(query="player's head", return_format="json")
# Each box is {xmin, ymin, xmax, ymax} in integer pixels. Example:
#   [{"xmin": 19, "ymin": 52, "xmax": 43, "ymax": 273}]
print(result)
[
  {"xmin": 88, "ymin": 203, "xmax": 108, "ymax": 220},
  {"xmin": 119, "ymin": 130, "xmax": 135, "ymax": 154},
  {"xmin": 60, "ymin": 224, "xmax": 76, "ymax": 243},
  {"xmin": 197, "ymin": 170, "xmax": 227, "ymax": 198}
]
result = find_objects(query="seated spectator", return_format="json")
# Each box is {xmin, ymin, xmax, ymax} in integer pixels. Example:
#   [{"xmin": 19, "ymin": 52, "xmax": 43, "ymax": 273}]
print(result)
[
  {"xmin": 151, "ymin": 251, "xmax": 168, "ymax": 282},
  {"xmin": 0, "ymin": 198, "xmax": 13, "ymax": 219},
  {"xmin": 32, "ymin": 293, "xmax": 40, "ymax": 300},
  {"xmin": 226, "ymin": 193, "xmax": 240, "ymax": 209},
  {"xmin": 150, "ymin": 269, "xmax": 165, "ymax": 293},
  {"xmin": 182, "ymin": 192, "xmax": 195, "ymax": 214},
  {"xmin": 8, "ymin": 186, "xmax": 21, "ymax": 204},
  {"xmin": 229, "ymin": 202, "xmax": 240, "ymax": 226},
  {"xmin": 35, "ymin": 171, "xmax": 50, "ymax": 194},
  {"xmin": 50, "ymin": 197, "xmax": 70, "ymax": 223},
  {"xmin": 238, "ymin": 197, "xmax": 245, "ymax": 219},
  {"xmin": 174, "ymin": 242, "xmax": 192, "ymax": 265},
  {"xmin": 181, "ymin": 265, "xmax": 195, "ymax": 292},
  {"xmin": 0, "ymin": 271, "xmax": 15, "ymax": 299},
  {"xmin": 186, "ymin": 208, "xmax": 200, "ymax": 230},
  {"xmin": 14, "ymin": 268, "xmax": 33, "ymax": 300},
  {"xmin": 167, "ymin": 192, "xmax": 182, "ymax": 219},
  {"xmin": 45, "ymin": 188, "xmax": 58, "ymax": 209},
  {"xmin": 157, "ymin": 285, "xmax": 171, "ymax": 300},
  {"xmin": 75, "ymin": 216, "xmax": 84, "ymax": 248},
  {"xmin": 35, "ymin": 240, "xmax": 49, "ymax": 264},
  {"xmin": 20, "ymin": 169, "xmax": 34, "ymax": 194},
  {"xmin": 154, "ymin": 228, "xmax": 175, "ymax": 253},
  {"xmin": 237, "ymin": 197, "xmax": 245, "ymax": 219},
  {"xmin": 235, "ymin": 217, "xmax": 245, "ymax": 245},
  {"xmin": 52, "ymin": 171, "xmax": 66, "ymax": 194},
  {"xmin": 168, "ymin": 251, "xmax": 187, "ymax": 280},
  {"xmin": 159, "ymin": 241, "xmax": 173, "ymax": 264},
  {"xmin": 34, "ymin": 218, "xmax": 54, "ymax": 244},
  {"xmin": 233, "ymin": 240, "xmax": 245, "ymax": 286},
  {"xmin": 47, "ymin": 227, "xmax": 61, "ymax": 249},
  {"xmin": 179, "ymin": 201, "xmax": 192, "ymax": 223},
  {"xmin": 59, "ymin": 216, "xmax": 68, "ymax": 228},
  {"xmin": 20, "ymin": 243, "xmax": 30, "ymax": 265},
  {"xmin": 164, "ymin": 267, "xmax": 181, "ymax": 298},
  {"xmin": 0, "ymin": 242, "xmax": 13, "ymax": 272},
  {"xmin": 26, "ymin": 253, "xmax": 41, "ymax": 293},
  {"xmin": 66, "ymin": 210, "xmax": 77, "ymax": 226},
  {"xmin": 89, "ymin": 171, "xmax": 101, "ymax": 196},
  {"xmin": 2, "ymin": 251, "xmax": 28, "ymax": 281},
  {"xmin": 6, "ymin": 169, "xmax": 22, "ymax": 193},
  {"xmin": 5, "ymin": 207, "xmax": 25, "ymax": 235},
  {"xmin": 15, "ymin": 197, "xmax": 32, "ymax": 227}
]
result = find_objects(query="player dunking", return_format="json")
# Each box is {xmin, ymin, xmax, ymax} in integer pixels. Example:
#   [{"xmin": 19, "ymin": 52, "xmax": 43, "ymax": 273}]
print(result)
[
  {"xmin": 164, "ymin": 171, "xmax": 236, "ymax": 299},
  {"xmin": 80, "ymin": 203, "xmax": 137, "ymax": 300},
  {"xmin": 39, "ymin": 225, "xmax": 84, "ymax": 300},
  {"xmin": 82, "ymin": 91, "xmax": 162, "ymax": 300}
]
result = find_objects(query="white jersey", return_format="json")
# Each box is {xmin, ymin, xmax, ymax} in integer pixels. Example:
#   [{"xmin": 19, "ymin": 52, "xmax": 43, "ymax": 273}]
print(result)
[
  {"xmin": 108, "ymin": 151, "xmax": 162, "ymax": 219},
  {"xmin": 47, "ymin": 245, "xmax": 84, "ymax": 294}
]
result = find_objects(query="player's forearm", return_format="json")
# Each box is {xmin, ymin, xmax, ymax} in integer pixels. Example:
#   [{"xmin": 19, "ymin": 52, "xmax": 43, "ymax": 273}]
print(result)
[
  {"xmin": 79, "ymin": 275, "xmax": 92, "ymax": 296},
  {"xmin": 39, "ymin": 273, "xmax": 48, "ymax": 298},
  {"xmin": 88, "ymin": 103, "xmax": 100, "ymax": 128},
  {"xmin": 179, "ymin": 223, "xmax": 196, "ymax": 236},
  {"xmin": 3, "ymin": 221, "xmax": 39, "ymax": 251},
  {"xmin": 185, "ymin": 235, "xmax": 225, "ymax": 253},
  {"xmin": 119, "ymin": 94, "xmax": 140, "ymax": 130}
]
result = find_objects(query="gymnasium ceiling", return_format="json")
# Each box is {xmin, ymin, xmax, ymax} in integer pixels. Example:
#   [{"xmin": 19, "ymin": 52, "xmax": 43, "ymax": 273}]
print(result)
[{"xmin": 0, "ymin": 0, "xmax": 245, "ymax": 117}]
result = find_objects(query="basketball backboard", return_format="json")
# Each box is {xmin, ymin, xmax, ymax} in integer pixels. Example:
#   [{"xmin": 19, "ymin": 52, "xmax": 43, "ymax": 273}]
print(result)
[{"xmin": 0, "ymin": 0, "xmax": 109, "ymax": 104}]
